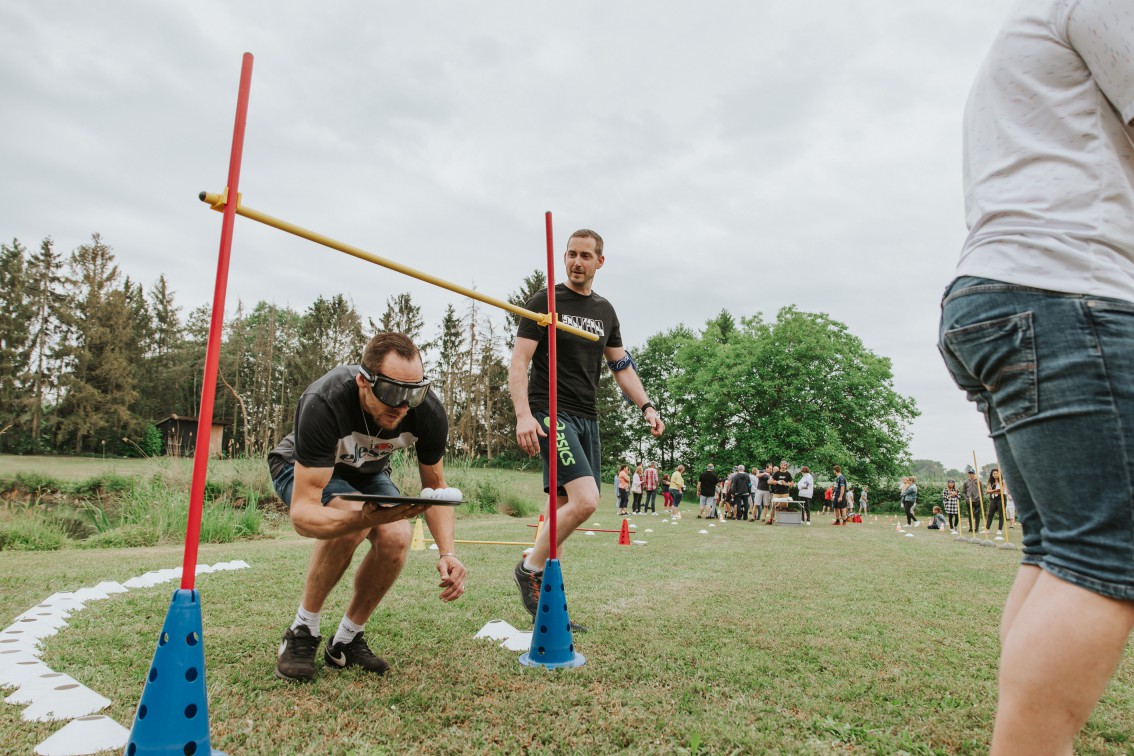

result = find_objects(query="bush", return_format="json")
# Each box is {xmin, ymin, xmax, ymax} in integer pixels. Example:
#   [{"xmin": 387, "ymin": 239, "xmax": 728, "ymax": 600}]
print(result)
[{"xmin": 0, "ymin": 517, "xmax": 68, "ymax": 551}]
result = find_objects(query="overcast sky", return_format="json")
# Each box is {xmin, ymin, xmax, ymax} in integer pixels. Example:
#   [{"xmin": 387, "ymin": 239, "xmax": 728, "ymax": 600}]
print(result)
[{"xmin": 0, "ymin": 0, "xmax": 1020, "ymax": 471}]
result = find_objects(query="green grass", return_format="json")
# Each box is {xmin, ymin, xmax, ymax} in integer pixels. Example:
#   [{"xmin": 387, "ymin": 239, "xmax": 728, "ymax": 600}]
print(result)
[{"xmin": 1, "ymin": 515, "xmax": 1132, "ymax": 754}]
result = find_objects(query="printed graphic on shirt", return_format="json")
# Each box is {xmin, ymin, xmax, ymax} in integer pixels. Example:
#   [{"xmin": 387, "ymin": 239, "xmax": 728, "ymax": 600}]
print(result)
[
  {"xmin": 336, "ymin": 431, "xmax": 418, "ymax": 469},
  {"xmin": 559, "ymin": 314, "xmax": 606, "ymax": 339}
]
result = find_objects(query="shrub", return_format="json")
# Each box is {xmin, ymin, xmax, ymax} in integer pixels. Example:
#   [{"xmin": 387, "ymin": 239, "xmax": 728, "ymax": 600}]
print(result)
[{"xmin": 0, "ymin": 517, "xmax": 68, "ymax": 551}]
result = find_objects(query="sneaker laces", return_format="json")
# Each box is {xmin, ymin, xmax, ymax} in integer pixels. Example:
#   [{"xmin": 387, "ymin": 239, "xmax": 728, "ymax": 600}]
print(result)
[{"xmin": 290, "ymin": 630, "xmax": 319, "ymax": 661}]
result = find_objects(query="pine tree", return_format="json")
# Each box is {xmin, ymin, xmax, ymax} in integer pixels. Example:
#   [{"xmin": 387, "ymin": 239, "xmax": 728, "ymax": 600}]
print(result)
[
  {"xmin": 26, "ymin": 237, "xmax": 67, "ymax": 450},
  {"xmin": 0, "ymin": 239, "xmax": 35, "ymax": 450}
]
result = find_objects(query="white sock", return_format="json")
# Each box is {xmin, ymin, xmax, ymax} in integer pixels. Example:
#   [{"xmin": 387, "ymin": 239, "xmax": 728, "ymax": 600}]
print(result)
[
  {"xmin": 332, "ymin": 615, "xmax": 365, "ymax": 647},
  {"xmin": 522, "ymin": 557, "xmax": 544, "ymax": 573},
  {"xmin": 291, "ymin": 605, "xmax": 321, "ymax": 637}
]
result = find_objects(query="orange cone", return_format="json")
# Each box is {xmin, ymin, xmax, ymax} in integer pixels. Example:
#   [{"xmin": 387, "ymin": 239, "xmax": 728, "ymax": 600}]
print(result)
[{"xmin": 618, "ymin": 518, "xmax": 631, "ymax": 546}]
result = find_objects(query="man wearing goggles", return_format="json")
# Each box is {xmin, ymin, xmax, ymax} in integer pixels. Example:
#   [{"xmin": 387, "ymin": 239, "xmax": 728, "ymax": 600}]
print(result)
[{"xmin": 268, "ymin": 332, "xmax": 465, "ymax": 683}]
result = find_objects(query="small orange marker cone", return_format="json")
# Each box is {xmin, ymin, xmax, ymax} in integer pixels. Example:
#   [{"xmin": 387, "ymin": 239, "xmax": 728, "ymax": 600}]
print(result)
[{"xmin": 618, "ymin": 518, "xmax": 631, "ymax": 546}]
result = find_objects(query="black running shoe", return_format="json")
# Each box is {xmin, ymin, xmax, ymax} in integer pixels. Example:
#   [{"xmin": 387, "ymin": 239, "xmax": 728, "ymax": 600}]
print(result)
[
  {"xmin": 276, "ymin": 625, "xmax": 320, "ymax": 682},
  {"xmin": 323, "ymin": 631, "xmax": 389, "ymax": 675},
  {"xmin": 514, "ymin": 559, "xmax": 543, "ymax": 618}
]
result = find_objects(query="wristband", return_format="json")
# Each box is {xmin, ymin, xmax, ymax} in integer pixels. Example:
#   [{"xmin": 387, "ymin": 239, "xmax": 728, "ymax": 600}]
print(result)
[
  {"xmin": 439, "ymin": 552, "xmax": 458, "ymax": 559},
  {"xmin": 640, "ymin": 402, "xmax": 655, "ymax": 415}
]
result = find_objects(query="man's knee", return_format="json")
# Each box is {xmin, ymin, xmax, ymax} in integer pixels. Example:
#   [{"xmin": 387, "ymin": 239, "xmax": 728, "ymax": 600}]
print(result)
[{"xmin": 368, "ymin": 520, "xmax": 413, "ymax": 558}]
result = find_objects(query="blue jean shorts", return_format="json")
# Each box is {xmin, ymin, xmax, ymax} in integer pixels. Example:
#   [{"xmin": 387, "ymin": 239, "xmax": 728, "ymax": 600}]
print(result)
[
  {"xmin": 939, "ymin": 277, "xmax": 1134, "ymax": 601},
  {"xmin": 271, "ymin": 462, "xmax": 400, "ymax": 508}
]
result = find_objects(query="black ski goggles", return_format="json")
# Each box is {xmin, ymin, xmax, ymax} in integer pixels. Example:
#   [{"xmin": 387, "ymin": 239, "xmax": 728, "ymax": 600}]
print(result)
[{"xmin": 358, "ymin": 365, "xmax": 431, "ymax": 408}]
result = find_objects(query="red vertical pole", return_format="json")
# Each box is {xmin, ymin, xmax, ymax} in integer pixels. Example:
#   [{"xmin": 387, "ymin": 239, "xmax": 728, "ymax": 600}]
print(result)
[
  {"xmin": 181, "ymin": 53, "xmax": 254, "ymax": 589},
  {"xmin": 545, "ymin": 211, "xmax": 558, "ymax": 561}
]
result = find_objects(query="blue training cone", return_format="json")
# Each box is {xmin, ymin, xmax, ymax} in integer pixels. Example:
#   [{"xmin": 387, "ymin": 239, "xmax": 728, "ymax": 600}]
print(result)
[
  {"xmin": 125, "ymin": 588, "xmax": 218, "ymax": 755},
  {"xmin": 519, "ymin": 559, "xmax": 585, "ymax": 669}
]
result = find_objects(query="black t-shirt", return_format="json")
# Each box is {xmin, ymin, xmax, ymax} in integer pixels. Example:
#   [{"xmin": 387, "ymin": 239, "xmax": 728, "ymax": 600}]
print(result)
[
  {"xmin": 770, "ymin": 470, "xmax": 793, "ymax": 496},
  {"xmin": 698, "ymin": 470, "xmax": 718, "ymax": 497},
  {"xmin": 267, "ymin": 365, "xmax": 448, "ymax": 485},
  {"xmin": 756, "ymin": 471, "xmax": 771, "ymax": 491},
  {"xmin": 516, "ymin": 284, "xmax": 623, "ymax": 419}
]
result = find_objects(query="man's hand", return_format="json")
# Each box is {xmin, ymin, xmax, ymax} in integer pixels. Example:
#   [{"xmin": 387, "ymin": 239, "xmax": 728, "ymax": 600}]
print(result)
[
  {"xmin": 644, "ymin": 407, "xmax": 665, "ymax": 437},
  {"xmin": 515, "ymin": 414, "xmax": 547, "ymax": 456},
  {"xmin": 436, "ymin": 554, "xmax": 467, "ymax": 602}
]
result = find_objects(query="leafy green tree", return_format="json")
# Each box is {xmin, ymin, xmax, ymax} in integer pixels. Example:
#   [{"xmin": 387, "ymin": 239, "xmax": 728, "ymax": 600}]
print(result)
[
  {"xmin": 670, "ymin": 306, "xmax": 918, "ymax": 484},
  {"xmin": 377, "ymin": 292, "xmax": 430, "ymax": 350},
  {"xmin": 630, "ymin": 325, "xmax": 697, "ymax": 468},
  {"xmin": 291, "ymin": 294, "xmax": 363, "ymax": 390},
  {"xmin": 909, "ymin": 459, "xmax": 946, "ymax": 481}
]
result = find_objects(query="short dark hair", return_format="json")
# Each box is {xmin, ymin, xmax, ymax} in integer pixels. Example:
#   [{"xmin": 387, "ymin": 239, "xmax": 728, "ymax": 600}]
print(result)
[
  {"xmin": 833, "ymin": 464, "xmax": 842, "ymax": 474},
  {"xmin": 568, "ymin": 229, "xmax": 604, "ymax": 255},
  {"xmin": 362, "ymin": 332, "xmax": 421, "ymax": 374}
]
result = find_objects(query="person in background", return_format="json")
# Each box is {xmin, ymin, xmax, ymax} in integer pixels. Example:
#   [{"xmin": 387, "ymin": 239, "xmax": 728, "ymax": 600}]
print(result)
[
  {"xmin": 616, "ymin": 463, "xmax": 631, "ymax": 516},
  {"xmin": 901, "ymin": 476, "xmax": 920, "ymax": 527},
  {"xmin": 754, "ymin": 463, "xmax": 773, "ymax": 522},
  {"xmin": 697, "ymin": 463, "xmax": 719, "ymax": 519},
  {"xmin": 661, "ymin": 472, "xmax": 673, "ymax": 514},
  {"xmin": 845, "ymin": 486, "xmax": 856, "ymax": 517},
  {"xmin": 986, "ymin": 468, "xmax": 1004, "ymax": 535},
  {"xmin": 796, "ymin": 465, "xmax": 814, "ymax": 525},
  {"xmin": 831, "ymin": 466, "xmax": 848, "ymax": 526},
  {"xmin": 961, "ymin": 467, "xmax": 982, "ymax": 534},
  {"xmin": 943, "ymin": 479, "xmax": 961, "ymax": 534},
  {"xmin": 669, "ymin": 464, "xmax": 686, "ymax": 517},
  {"xmin": 927, "ymin": 505, "xmax": 947, "ymax": 530},
  {"xmin": 643, "ymin": 461, "xmax": 659, "ymax": 514},
  {"xmin": 822, "ymin": 485, "xmax": 833, "ymax": 515},
  {"xmin": 859, "ymin": 485, "xmax": 869, "ymax": 515},
  {"xmin": 766, "ymin": 460, "xmax": 794, "ymax": 525},
  {"xmin": 631, "ymin": 464, "xmax": 644, "ymax": 514}
]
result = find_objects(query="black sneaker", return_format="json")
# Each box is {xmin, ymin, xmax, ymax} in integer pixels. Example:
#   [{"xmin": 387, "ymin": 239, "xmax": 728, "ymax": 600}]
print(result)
[
  {"xmin": 514, "ymin": 559, "xmax": 543, "ymax": 618},
  {"xmin": 323, "ymin": 631, "xmax": 389, "ymax": 675},
  {"xmin": 276, "ymin": 625, "xmax": 320, "ymax": 682}
]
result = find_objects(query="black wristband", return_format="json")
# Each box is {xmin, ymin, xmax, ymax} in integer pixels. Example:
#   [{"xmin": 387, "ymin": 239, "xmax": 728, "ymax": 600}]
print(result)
[{"xmin": 640, "ymin": 402, "xmax": 655, "ymax": 415}]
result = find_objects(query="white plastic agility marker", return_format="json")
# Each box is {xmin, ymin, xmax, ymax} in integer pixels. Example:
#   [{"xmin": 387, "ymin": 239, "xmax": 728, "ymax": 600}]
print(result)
[{"xmin": 34, "ymin": 716, "xmax": 131, "ymax": 756}]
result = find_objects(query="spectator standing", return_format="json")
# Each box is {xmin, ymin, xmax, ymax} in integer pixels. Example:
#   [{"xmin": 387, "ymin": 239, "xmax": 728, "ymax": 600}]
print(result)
[
  {"xmin": 766, "ymin": 460, "xmax": 794, "ymax": 525},
  {"xmin": 697, "ymin": 464, "xmax": 719, "ymax": 519},
  {"xmin": 731, "ymin": 464, "xmax": 752, "ymax": 521},
  {"xmin": 616, "ymin": 464, "xmax": 630, "ymax": 516},
  {"xmin": 643, "ymin": 461, "xmax": 659, "ymax": 514},
  {"xmin": 670, "ymin": 465, "xmax": 686, "ymax": 516},
  {"xmin": 961, "ymin": 467, "xmax": 982, "ymax": 534},
  {"xmin": 822, "ymin": 485, "xmax": 833, "ymax": 514},
  {"xmin": 943, "ymin": 479, "xmax": 961, "ymax": 533},
  {"xmin": 859, "ymin": 485, "xmax": 869, "ymax": 515},
  {"xmin": 831, "ymin": 466, "xmax": 848, "ymax": 525},
  {"xmin": 630, "ymin": 464, "xmax": 644, "ymax": 514},
  {"xmin": 796, "ymin": 466, "xmax": 814, "ymax": 525},
  {"xmin": 986, "ymin": 468, "xmax": 1004, "ymax": 535},
  {"xmin": 754, "ymin": 463, "xmax": 773, "ymax": 521},
  {"xmin": 661, "ymin": 473, "xmax": 673, "ymax": 514},
  {"xmin": 901, "ymin": 476, "xmax": 920, "ymax": 527}
]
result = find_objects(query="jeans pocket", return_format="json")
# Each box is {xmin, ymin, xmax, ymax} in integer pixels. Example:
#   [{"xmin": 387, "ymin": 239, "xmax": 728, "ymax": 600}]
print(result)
[{"xmin": 941, "ymin": 312, "xmax": 1038, "ymax": 428}]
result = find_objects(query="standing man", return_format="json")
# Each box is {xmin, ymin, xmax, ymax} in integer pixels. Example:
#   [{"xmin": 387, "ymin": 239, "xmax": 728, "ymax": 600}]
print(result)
[
  {"xmin": 643, "ymin": 460, "xmax": 659, "ymax": 514},
  {"xmin": 754, "ymin": 463, "xmax": 773, "ymax": 522},
  {"xmin": 697, "ymin": 463, "xmax": 718, "ymax": 519},
  {"xmin": 831, "ymin": 465, "xmax": 848, "ymax": 526},
  {"xmin": 268, "ymin": 333, "xmax": 466, "ymax": 682},
  {"xmin": 730, "ymin": 464, "xmax": 752, "ymax": 521},
  {"xmin": 939, "ymin": 1, "xmax": 1134, "ymax": 749},
  {"xmin": 510, "ymin": 229, "xmax": 665, "ymax": 630},
  {"xmin": 669, "ymin": 464, "xmax": 686, "ymax": 515},
  {"xmin": 961, "ymin": 467, "xmax": 982, "ymax": 535},
  {"xmin": 766, "ymin": 460, "xmax": 793, "ymax": 524}
]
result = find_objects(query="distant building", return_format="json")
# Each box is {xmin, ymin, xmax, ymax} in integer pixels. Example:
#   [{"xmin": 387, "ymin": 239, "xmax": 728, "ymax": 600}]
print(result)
[{"xmin": 156, "ymin": 415, "xmax": 225, "ymax": 458}]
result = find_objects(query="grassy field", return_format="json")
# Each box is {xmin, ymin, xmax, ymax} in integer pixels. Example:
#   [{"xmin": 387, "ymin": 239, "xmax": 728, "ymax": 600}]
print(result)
[{"xmin": 2, "ymin": 510, "xmax": 1132, "ymax": 754}]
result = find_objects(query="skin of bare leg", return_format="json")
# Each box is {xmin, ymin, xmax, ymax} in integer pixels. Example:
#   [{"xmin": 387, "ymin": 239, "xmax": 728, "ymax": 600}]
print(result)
[
  {"xmin": 299, "ymin": 529, "xmax": 368, "ymax": 615},
  {"xmin": 526, "ymin": 476, "xmax": 600, "ymax": 566},
  {"xmin": 344, "ymin": 519, "xmax": 412, "ymax": 624},
  {"xmin": 998, "ymin": 564, "xmax": 1042, "ymax": 644},
  {"xmin": 991, "ymin": 571, "xmax": 1134, "ymax": 756}
]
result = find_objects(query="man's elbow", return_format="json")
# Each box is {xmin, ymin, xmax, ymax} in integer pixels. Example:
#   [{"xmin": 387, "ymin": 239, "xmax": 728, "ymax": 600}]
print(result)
[{"xmin": 289, "ymin": 506, "xmax": 322, "ymax": 538}]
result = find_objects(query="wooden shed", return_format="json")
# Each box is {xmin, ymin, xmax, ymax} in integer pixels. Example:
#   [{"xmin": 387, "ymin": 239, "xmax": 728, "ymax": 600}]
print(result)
[{"xmin": 156, "ymin": 415, "xmax": 225, "ymax": 458}]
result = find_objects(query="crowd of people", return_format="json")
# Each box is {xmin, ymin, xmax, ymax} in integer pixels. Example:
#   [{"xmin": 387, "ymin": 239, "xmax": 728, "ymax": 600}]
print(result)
[{"xmin": 613, "ymin": 460, "xmax": 873, "ymax": 526}]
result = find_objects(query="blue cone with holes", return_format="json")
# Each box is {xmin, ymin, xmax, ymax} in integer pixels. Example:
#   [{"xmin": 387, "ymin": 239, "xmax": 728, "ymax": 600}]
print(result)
[
  {"xmin": 519, "ymin": 559, "xmax": 585, "ymax": 669},
  {"xmin": 125, "ymin": 589, "xmax": 219, "ymax": 755}
]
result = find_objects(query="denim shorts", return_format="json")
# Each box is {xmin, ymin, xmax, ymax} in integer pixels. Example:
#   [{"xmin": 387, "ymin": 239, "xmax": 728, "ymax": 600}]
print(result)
[
  {"xmin": 271, "ymin": 462, "xmax": 400, "ymax": 508},
  {"xmin": 939, "ymin": 276, "xmax": 1134, "ymax": 600},
  {"xmin": 534, "ymin": 411, "xmax": 602, "ymax": 495}
]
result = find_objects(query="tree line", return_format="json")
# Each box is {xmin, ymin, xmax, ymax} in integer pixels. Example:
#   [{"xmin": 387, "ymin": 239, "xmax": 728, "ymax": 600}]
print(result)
[{"xmin": 0, "ymin": 233, "xmax": 917, "ymax": 485}]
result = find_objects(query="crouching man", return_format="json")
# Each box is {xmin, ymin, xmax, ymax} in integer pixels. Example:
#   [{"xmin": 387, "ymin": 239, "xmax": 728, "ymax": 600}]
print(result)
[{"xmin": 267, "ymin": 332, "xmax": 466, "ymax": 682}]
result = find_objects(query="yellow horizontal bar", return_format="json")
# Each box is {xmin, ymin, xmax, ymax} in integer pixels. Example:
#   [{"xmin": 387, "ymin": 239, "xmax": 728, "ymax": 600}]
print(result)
[
  {"xmin": 199, "ymin": 191, "xmax": 599, "ymax": 341},
  {"xmin": 425, "ymin": 538, "xmax": 532, "ymax": 546}
]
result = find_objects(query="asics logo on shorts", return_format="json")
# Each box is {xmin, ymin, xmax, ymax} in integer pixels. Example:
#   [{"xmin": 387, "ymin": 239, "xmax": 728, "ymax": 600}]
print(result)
[{"xmin": 541, "ymin": 416, "xmax": 575, "ymax": 466}]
